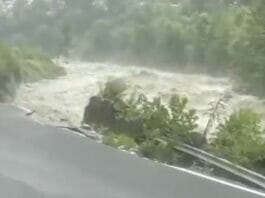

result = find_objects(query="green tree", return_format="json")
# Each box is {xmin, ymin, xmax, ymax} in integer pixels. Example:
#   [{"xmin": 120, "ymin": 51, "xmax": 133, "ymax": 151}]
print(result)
[{"xmin": 211, "ymin": 109, "xmax": 265, "ymax": 170}]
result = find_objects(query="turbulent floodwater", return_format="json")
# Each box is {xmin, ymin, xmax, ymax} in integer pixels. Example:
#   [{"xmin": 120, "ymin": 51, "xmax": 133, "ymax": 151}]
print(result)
[{"xmin": 15, "ymin": 60, "xmax": 265, "ymax": 136}]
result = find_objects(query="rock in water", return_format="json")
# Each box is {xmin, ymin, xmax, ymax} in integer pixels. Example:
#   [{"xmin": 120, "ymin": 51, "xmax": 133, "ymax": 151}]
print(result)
[
  {"xmin": 82, "ymin": 96, "xmax": 144, "ymax": 140},
  {"xmin": 82, "ymin": 96, "xmax": 116, "ymax": 127}
]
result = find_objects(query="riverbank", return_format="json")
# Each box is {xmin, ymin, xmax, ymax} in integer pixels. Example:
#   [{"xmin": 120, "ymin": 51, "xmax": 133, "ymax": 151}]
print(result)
[
  {"xmin": 15, "ymin": 60, "xmax": 265, "ymax": 130},
  {"xmin": 0, "ymin": 44, "xmax": 65, "ymax": 102}
]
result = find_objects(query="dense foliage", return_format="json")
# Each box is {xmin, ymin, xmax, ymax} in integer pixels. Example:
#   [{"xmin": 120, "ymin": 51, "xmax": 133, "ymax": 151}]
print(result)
[
  {"xmin": 0, "ymin": 0, "xmax": 265, "ymax": 96},
  {"xmin": 96, "ymin": 79, "xmax": 200, "ymax": 165},
  {"xmin": 88, "ymin": 80, "xmax": 265, "ymax": 173},
  {"xmin": 211, "ymin": 109, "xmax": 265, "ymax": 173}
]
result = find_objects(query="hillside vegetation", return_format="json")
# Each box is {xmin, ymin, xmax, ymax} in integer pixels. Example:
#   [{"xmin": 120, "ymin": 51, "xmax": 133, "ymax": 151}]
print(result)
[
  {"xmin": 0, "ymin": 0, "xmax": 264, "ymax": 96},
  {"xmin": 0, "ymin": 43, "xmax": 64, "ymax": 102}
]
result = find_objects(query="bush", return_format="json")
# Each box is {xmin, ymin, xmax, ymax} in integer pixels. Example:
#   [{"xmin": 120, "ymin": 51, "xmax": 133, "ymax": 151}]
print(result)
[
  {"xmin": 86, "ymin": 81, "xmax": 265, "ymax": 173},
  {"xmin": 99, "ymin": 78, "xmax": 127, "ymax": 101},
  {"xmin": 87, "ymin": 80, "xmax": 199, "ymax": 165},
  {"xmin": 103, "ymin": 132, "xmax": 138, "ymax": 150},
  {"xmin": 139, "ymin": 139, "xmax": 179, "ymax": 164},
  {"xmin": 211, "ymin": 109, "xmax": 265, "ymax": 170}
]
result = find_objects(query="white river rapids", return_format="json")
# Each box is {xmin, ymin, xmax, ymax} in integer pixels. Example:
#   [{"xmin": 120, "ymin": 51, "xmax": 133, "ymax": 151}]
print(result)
[{"xmin": 14, "ymin": 60, "xmax": 265, "ymax": 138}]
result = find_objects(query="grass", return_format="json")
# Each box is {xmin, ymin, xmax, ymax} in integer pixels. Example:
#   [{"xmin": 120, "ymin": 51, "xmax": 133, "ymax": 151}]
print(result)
[
  {"xmin": 15, "ymin": 47, "xmax": 65, "ymax": 82},
  {"xmin": 0, "ymin": 43, "xmax": 65, "ymax": 102},
  {"xmin": 103, "ymin": 132, "xmax": 138, "ymax": 150}
]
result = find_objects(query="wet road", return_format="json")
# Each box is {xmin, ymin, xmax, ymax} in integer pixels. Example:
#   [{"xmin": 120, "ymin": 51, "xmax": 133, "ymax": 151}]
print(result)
[{"xmin": 0, "ymin": 104, "xmax": 264, "ymax": 198}]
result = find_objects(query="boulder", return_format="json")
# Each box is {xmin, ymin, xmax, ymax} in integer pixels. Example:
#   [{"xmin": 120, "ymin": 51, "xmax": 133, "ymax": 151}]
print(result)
[
  {"xmin": 82, "ymin": 96, "xmax": 116, "ymax": 127},
  {"xmin": 82, "ymin": 96, "xmax": 144, "ymax": 140}
]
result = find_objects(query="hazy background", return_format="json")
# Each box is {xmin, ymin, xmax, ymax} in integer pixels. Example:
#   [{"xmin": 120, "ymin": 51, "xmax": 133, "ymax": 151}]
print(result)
[{"xmin": 0, "ymin": 0, "xmax": 265, "ymax": 97}]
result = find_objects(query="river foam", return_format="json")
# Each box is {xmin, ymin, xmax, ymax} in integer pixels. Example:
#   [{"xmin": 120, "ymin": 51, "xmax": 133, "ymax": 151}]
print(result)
[{"xmin": 15, "ymin": 59, "xmax": 265, "ymax": 137}]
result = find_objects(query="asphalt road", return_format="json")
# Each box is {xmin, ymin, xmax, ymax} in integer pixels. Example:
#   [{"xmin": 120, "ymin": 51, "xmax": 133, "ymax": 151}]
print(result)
[{"xmin": 0, "ymin": 104, "xmax": 265, "ymax": 198}]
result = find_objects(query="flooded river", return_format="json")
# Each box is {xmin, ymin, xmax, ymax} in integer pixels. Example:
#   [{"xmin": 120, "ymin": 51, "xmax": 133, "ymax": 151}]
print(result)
[{"xmin": 14, "ymin": 60, "xmax": 265, "ymax": 137}]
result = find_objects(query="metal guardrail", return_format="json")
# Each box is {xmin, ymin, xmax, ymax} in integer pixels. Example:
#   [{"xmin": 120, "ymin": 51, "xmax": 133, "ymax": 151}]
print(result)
[
  {"xmin": 175, "ymin": 143, "xmax": 265, "ymax": 190},
  {"xmin": 58, "ymin": 125, "xmax": 265, "ymax": 190}
]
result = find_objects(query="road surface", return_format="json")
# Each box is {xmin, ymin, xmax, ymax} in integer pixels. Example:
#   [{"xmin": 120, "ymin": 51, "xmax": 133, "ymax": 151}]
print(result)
[{"xmin": 0, "ymin": 104, "xmax": 264, "ymax": 198}]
